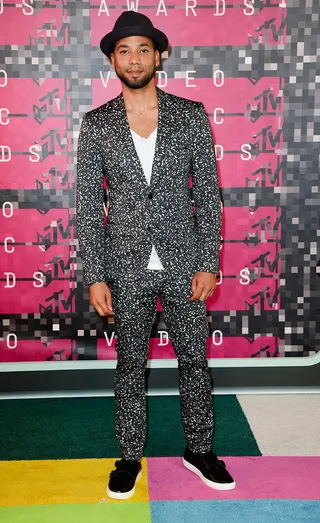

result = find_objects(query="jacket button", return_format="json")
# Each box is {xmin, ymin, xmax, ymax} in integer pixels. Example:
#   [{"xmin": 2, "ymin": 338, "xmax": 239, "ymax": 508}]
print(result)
[{"xmin": 148, "ymin": 192, "xmax": 153, "ymax": 199}]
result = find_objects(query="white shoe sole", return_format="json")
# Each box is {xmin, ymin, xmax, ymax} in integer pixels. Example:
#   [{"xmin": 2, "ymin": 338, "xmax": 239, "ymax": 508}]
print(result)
[
  {"xmin": 106, "ymin": 469, "xmax": 142, "ymax": 500},
  {"xmin": 183, "ymin": 458, "xmax": 236, "ymax": 491}
]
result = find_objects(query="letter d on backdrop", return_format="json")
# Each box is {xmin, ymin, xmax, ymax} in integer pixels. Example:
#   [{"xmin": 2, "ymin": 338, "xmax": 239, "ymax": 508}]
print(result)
[{"xmin": 0, "ymin": 145, "xmax": 11, "ymax": 161}]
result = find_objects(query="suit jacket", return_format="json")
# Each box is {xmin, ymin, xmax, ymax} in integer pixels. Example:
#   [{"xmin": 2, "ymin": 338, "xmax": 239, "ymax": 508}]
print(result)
[{"xmin": 76, "ymin": 85, "xmax": 222, "ymax": 287}]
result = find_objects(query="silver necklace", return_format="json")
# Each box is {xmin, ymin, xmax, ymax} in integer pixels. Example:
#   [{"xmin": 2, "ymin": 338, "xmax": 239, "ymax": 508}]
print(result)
[{"xmin": 126, "ymin": 104, "xmax": 158, "ymax": 116}]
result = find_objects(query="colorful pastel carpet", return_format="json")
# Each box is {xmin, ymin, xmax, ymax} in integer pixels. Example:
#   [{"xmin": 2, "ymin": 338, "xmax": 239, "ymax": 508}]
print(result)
[{"xmin": 0, "ymin": 396, "xmax": 319, "ymax": 522}]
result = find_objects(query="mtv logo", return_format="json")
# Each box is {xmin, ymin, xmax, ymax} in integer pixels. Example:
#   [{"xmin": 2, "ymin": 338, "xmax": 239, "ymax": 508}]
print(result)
[
  {"xmin": 249, "ymin": 16, "xmax": 287, "ymax": 45},
  {"xmin": 246, "ymin": 87, "xmax": 283, "ymax": 124},
  {"xmin": 30, "ymin": 20, "xmax": 69, "ymax": 47}
]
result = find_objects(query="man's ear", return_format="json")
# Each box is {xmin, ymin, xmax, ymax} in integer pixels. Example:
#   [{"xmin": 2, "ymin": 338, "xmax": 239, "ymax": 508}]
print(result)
[
  {"xmin": 155, "ymin": 49, "xmax": 161, "ymax": 68},
  {"xmin": 110, "ymin": 53, "xmax": 115, "ymax": 69}
]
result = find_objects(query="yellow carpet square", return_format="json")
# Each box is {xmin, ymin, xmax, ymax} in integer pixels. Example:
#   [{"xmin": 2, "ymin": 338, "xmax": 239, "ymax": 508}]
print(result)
[{"xmin": 0, "ymin": 458, "xmax": 149, "ymax": 506}]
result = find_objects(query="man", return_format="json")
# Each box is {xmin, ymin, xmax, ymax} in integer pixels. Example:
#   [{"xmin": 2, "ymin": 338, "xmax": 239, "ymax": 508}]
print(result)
[{"xmin": 76, "ymin": 10, "xmax": 236, "ymax": 500}]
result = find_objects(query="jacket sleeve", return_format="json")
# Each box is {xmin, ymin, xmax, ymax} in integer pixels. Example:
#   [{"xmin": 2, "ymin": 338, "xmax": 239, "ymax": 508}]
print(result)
[
  {"xmin": 190, "ymin": 102, "xmax": 222, "ymax": 274},
  {"xmin": 76, "ymin": 113, "xmax": 107, "ymax": 287}
]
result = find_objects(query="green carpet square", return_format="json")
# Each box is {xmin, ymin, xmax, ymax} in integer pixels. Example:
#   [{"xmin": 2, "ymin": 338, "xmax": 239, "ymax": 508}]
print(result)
[
  {"xmin": 0, "ymin": 396, "xmax": 260, "ymax": 460},
  {"xmin": 146, "ymin": 395, "xmax": 260, "ymax": 456},
  {"xmin": 0, "ymin": 502, "xmax": 151, "ymax": 523}
]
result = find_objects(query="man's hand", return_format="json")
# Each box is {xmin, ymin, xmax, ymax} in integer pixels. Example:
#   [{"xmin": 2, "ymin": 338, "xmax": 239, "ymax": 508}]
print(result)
[
  {"xmin": 189, "ymin": 271, "xmax": 217, "ymax": 302},
  {"xmin": 89, "ymin": 282, "xmax": 115, "ymax": 316}
]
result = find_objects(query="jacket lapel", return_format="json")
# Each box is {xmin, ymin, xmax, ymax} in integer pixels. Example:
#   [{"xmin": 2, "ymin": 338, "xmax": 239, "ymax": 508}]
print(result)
[
  {"xmin": 149, "ymin": 86, "xmax": 174, "ymax": 190},
  {"xmin": 109, "ymin": 92, "xmax": 146, "ymax": 191}
]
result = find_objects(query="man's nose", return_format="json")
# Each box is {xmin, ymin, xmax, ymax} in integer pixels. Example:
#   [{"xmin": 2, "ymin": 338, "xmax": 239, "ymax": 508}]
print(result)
[{"xmin": 129, "ymin": 51, "xmax": 140, "ymax": 64}]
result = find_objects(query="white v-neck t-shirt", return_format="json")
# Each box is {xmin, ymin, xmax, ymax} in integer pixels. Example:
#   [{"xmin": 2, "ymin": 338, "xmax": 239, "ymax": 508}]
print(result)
[{"xmin": 130, "ymin": 127, "xmax": 164, "ymax": 271}]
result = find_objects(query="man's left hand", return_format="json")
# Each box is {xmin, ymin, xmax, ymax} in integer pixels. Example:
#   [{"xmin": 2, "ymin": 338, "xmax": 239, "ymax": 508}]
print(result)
[{"xmin": 189, "ymin": 271, "xmax": 217, "ymax": 302}]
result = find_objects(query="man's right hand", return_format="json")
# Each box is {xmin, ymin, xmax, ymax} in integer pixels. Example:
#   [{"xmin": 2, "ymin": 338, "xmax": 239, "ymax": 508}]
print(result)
[{"xmin": 89, "ymin": 282, "xmax": 115, "ymax": 316}]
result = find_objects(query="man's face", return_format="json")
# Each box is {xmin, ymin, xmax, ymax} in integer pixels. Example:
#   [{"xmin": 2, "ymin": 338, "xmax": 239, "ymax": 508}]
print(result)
[{"xmin": 110, "ymin": 35, "xmax": 160, "ymax": 89}]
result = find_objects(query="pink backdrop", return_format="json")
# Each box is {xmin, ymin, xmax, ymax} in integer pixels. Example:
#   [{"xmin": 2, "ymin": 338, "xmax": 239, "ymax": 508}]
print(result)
[{"xmin": 0, "ymin": 0, "xmax": 291, "ymax": 363}]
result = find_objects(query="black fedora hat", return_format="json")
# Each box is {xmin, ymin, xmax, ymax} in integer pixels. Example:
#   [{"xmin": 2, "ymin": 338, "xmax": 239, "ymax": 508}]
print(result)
[{"xmin": 100, "ymin": 11, "xmax": 168, "ymax": 59}]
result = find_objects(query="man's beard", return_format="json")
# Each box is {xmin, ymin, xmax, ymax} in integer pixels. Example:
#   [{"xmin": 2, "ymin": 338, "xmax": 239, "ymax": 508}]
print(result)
[{"xmin": 115, "ymin": 64, "xmax": 156, "ymax": 89}]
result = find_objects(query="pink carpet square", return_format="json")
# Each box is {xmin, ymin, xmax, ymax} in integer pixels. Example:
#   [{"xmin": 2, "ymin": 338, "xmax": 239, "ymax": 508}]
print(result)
[{"xmin": 147, "ymin": 456, "xmax": 320, "ymax": 501}]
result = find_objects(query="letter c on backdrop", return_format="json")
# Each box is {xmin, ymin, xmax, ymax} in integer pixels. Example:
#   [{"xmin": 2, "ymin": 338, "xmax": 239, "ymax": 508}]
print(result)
[{"xmin": 0, "ymin": 108, "xmax": 10, "ymax": 125}]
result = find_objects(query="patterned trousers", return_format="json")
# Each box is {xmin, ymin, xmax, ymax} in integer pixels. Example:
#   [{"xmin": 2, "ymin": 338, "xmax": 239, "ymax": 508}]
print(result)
[{"xmin": 108, "ymin": 266, "xmax": 214, "ymax": 460}]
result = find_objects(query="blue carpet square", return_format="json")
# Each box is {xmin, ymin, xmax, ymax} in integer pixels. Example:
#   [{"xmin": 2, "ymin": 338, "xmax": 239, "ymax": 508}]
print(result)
[{"xmin": 150, "ymin": 499, "xmax": 320, "ymax": 523}]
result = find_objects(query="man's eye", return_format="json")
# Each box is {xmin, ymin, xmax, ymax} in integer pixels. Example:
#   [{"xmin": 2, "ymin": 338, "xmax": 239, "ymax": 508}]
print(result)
[{"xmin": 141, "ymin": 49, "xmax": 149, "ymax": 53}]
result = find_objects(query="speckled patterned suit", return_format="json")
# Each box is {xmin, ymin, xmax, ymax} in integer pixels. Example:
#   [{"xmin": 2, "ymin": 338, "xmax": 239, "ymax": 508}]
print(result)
[{"xmin": 76, "ymin": 85, "xmax": 222, "ymax": 460}]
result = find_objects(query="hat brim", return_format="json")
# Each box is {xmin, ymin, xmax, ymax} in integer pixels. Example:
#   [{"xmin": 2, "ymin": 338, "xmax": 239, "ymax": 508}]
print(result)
[{"xmin": 100, "ymin": 25, "xmax": 168, "ymax": 59}]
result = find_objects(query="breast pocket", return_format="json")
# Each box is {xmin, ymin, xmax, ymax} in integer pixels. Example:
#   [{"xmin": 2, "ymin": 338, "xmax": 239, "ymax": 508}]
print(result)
[
  {"xmin": 165, "ymin": 141, "xmax": 191, "ymax": 169},
  {"xmin": 102, "ymin": 147, "xmax": 127, "ymax": 174}
]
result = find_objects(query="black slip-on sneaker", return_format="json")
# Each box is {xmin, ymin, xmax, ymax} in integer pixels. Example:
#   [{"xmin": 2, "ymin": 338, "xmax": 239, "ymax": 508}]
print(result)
[
  {"xmin": 183, "ymin": 447, "xmax": 236, "ymax": 491},
  {"xmin": 106, "ymin": 459, "xmax": 142, "ymax": 500}
]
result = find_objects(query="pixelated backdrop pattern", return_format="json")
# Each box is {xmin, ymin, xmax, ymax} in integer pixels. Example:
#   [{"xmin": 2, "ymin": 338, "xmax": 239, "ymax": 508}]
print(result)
[{"xmin": 0, "ymin": 0, "xmax": 319, "ymax": 364}]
